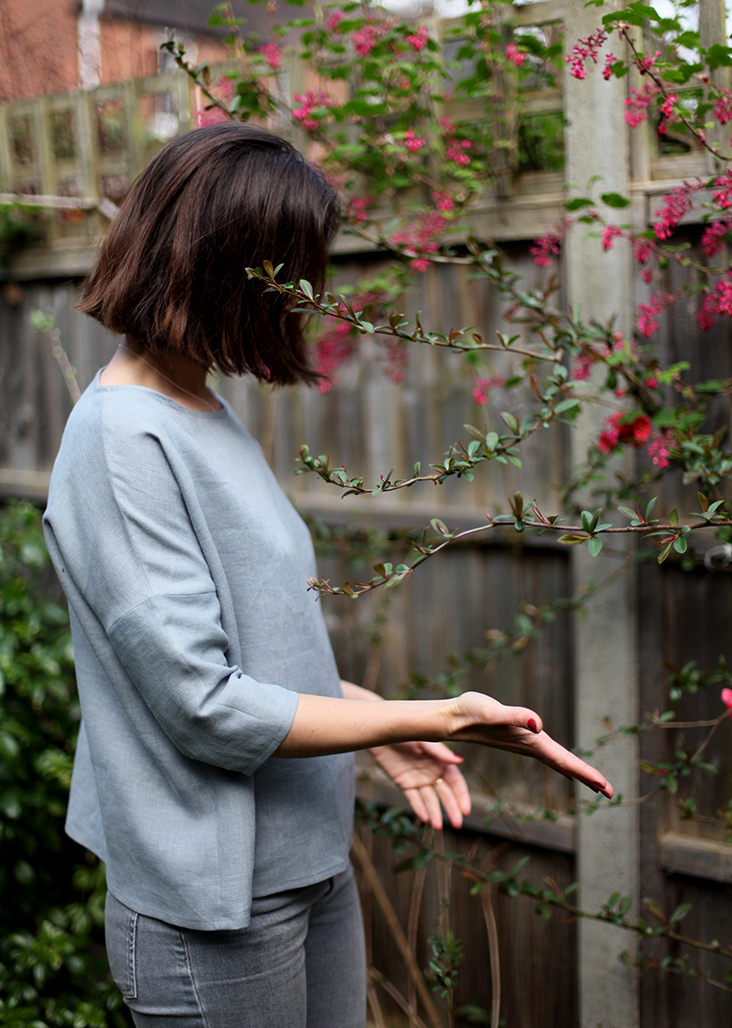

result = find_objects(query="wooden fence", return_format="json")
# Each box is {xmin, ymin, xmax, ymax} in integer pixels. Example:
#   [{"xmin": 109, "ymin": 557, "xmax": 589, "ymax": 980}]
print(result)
[{"xmin": 1, "ymin": 3, "xmax": 732, "ymax": 1026}]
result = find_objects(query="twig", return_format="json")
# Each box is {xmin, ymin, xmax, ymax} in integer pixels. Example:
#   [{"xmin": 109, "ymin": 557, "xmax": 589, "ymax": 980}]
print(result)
[{"xmin": 352, "ymin": 833, "xmax": 444, "ymax": 1028}]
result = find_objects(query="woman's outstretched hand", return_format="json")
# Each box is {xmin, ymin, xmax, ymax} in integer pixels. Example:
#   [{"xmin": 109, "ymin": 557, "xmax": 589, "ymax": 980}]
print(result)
[
  {"xmin": 448, "ymin": 691, "xmax": 614, "ymax": 799},
  {"xmin": 284, "ymin": 682, "xmax": 613, "ymax": 820}
]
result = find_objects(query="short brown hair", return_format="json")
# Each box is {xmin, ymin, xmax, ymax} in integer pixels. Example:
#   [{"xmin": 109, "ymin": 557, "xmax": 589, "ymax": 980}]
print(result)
[{"xmin": 79, "ymin": 124, "xmax": 340, "ymax": 384}]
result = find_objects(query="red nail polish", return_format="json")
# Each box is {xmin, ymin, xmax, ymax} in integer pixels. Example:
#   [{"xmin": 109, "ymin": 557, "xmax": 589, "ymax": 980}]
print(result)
[{"xmin": 527, "ymin": 718, "xmax": 538, "ymax": 732}]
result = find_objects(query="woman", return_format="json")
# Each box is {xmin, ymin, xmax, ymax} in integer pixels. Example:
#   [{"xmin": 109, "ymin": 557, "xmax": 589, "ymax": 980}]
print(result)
[{"xmin": 43, "ymin": 123, "xmax": 612, "ymax": 1028}]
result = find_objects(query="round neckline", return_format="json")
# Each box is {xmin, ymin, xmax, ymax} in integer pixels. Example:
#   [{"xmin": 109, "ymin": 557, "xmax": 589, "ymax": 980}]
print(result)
[{"xmin": 93, "ymin": 368, "xmax": 228, "ymax": 418}]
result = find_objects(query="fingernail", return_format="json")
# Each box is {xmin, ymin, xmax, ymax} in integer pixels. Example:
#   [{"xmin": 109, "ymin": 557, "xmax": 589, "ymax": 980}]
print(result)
[{"xmin": 527, "ymin": 718, "xmax": 538, "ymax": 733}]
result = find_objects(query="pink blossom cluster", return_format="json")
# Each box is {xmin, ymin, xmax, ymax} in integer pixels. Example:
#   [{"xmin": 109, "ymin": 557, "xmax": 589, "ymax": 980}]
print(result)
[
  {"xmin": 572, "ymin": 351, "xmax": 596, "ymax": 380},
  {"xmin": 446, "ymin": 137, "xmax": 472, "ymax": 167},
  {"xmin": 313, "ymin": 318, "xmax": 356, "ymax": 392},
  {"xmin": 714, "ymin": 278, "xmax": 732, "ymax": 316},
  {"xmin": 637, "ymin": 292, "xmax": 675, "ymax": 337},
  {"xmin": 638, "ymin": 49, "xmax": 661, "ymax": 72},
  {"xmin": 326, "ymin": 11, "xmax": 344, "ymax": 32},
  {"xmin": 292, "ymin": 91, "xmax": 336, "ymax": 131},
  {"xmin": 653, "ymin": 181, "xmax": 697, "ymax": 240},
  {"xmin": 648, "ymin": 430, "xmax": 674, "ymax": 469},
  {"xmin": 598, "ymin": 411, "xmax": 652, "ymax": 453},
  {"xmin": 432, "ymin": 191, "xmax": 455, "ymax": 212},
  {"xmin": 697, "ymin": 290, "xmax": 717, "ymax": 332},
  {"xmin": 602, "ymin": 225, "xmax": 623, "ymax": 251},
  {"xmin": 405, "ymin": 26, "xmax": 429, "ymax": 51},
  {"xmin": 602, "ymin": 53, "xmax": 616, "ymax": 80},
  {"xmin": 472, "ymin": 375, "xmax": 506, "ymax": 404},
  {"xmin": 566, "ymin": 28, "xmax": 608, "ymax": 80},
  {"xmin": 403, "ymin": 129, "xmax": 427, "ymax": 153},
  {"xmin": 712, "ymin": 172, "xmax": 732, "ymax": 210},
  {"xmin": 346, "ymin": 195, "xmax": 372, "ymax": 225},
  {"xmin": 713, "ymin": 88, "xmax": 732, "ymax": 125},
  {"xmin": 701, "ymin": 220, "xmax": 732, "ymax": 257},
  {"xmin": 505, "ymin": 44, "xmax": 526, "ymax": 68},
  {"xmin": 392, "ymin": 210, "xmax": 448, "ymax": 272},
  {"xmin": 353, "ymin": 22, "xmax": 389, "ymax": 57},
  {"xmin": 722, "ymin": 688, "xmax": 732, "ymax": 713},
  {"xmin": 657, "ymin": 93, "xmax": 678, "ymax": 135},
  {"xmin": 530, "ymin": 223, "xmax": 567, "ymax": 267},
  {"xmin": 259, "ymin": 43, "xmax": 282, "ymax": 70},
  {"xmin": 624, "ymin": 83, "xmax": 659, "ymax": 128}
]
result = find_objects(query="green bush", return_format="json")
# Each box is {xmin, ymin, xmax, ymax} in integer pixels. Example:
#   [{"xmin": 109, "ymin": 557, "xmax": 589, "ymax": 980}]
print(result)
[{"xmin": 0, "ymin": 501, "xmax": 127, "ymax": 1028}]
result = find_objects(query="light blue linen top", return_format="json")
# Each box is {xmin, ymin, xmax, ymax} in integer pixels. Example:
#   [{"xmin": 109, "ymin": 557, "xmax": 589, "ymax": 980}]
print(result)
[{"xmin": 43, "ymin": 372, "xmax": 354, "ymax": 930}]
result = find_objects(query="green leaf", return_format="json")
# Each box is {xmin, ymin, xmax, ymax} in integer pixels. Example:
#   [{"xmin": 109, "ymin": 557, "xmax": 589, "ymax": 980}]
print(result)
[
  {"xmin": 565, "ymin": 197, "xmax": 595, "ymax": 212},
  {"xmin": 670, "ymin": 902, "xmax": 693, "ymax": 925},
  {"xmin": 500, "ymin": 411, "xmax": 519, "ymax": 433},
  {"xmin": 673, "ymin": 536, "xmax": 687, "ymax": 554},
  {"xmin": 588, "ymin": 537, "xmax": 603, "ymax": 557},
  {"xmin": 600, "ymin": 192, "xmax": 631, "ymax": 209},
  {"xmin": 658, "ymin": 541, "xmax": 673, "ymax": 564},
  {"xmin": 557, "ymin": 533, "xmax": 589, "ymax": 545},
  {"xmin": 299, "ymin": 279, "xmax": 314, "ymax": 300}
]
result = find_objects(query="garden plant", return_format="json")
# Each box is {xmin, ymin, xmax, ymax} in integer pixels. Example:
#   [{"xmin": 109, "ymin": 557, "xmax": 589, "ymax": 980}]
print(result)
[{"xmin": 2, "ymin": 0, "xmax": 732, "ymax": 1025}]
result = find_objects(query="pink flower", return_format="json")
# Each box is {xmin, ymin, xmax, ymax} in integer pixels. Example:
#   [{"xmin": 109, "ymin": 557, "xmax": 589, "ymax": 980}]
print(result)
[
  {"xmin": 406, "ymin": 26, "xmax": 429, "ymax": 51},
  {"xmin": 640, "ymin": 268, "xmax": 653, "ymax": 284},
  {"xmin": 637, "ymin": 293, "xmax": 675, "ymax": 338},
  {"xmin": 702, "ymin": 220, "xmax": 732, "ymax": 257},
  {"xmin": 506, "ymin": 44, "xmax": 526, "ymax": 68},
  {"xmin": 439, "ymin": 116, "xmax": 456, "ymax": 133},
  {"xmin": 721, "ymin": 688, "xmax": 732, "ymax": 713},
  {"xmin": 599, "ymin": 412, "xmax": 652, "ymax": 453},
  {"xmin": 645, "ymin": 375, "xmax": 658, "ymax": 389},
  {"xmin": 404, "ymin": 129, "xmax": 427, "ymax": 153},
  {"xmin": 648, "ymin": 431, "xmax": 674, "ymax": 469},
  {"xmin": 624, "ymin": 83, "xmax": 659, "ymax": 128},
  {"xmin": 326, "ymin": 11, "xmax": 344, "ymax": 32},
  {"xmin": 446, "ymin": 138, "xmax": 472, "ymax": 166},
  {"xmin": 566, "ymin": 28, "xmax": 607, "ymax": 80},
  {"xmin": 393, "ymin": 210, "xmax": 447, "ymax": 266},
  {"xmin": 602, "ymin": 225, "xmax": 623, "ymax": 251},
  {"xmin": 714, "ymin": 278, "xmax": 732, "ymax": 316},
  {"xmin": 634, "ymin": 240, "xmax": 653, "ymax": 264},
  {"xmin": 658, "ymin": 93, "xmax": 678, "ymax": 135},
  {"xmin": 653, "ymin": 182, "xmax": 699, "ymax": 240},
  {"xmin": 472, "ymin": 376, "xmax": 506, "ymax": 405},
  {"xmin": 713, "ymin": 89, "xmax": 732, "ymax": 125},
  {"xmin": 697, "ymin": 291, "xmax": 717, "ymax": 332},
  {"xmin": 432, "ymin": 191, "xmax": 455, "ymax": 212},
  {"xmin": 713, "ymin": 172, "xmax": 732, "ymax": 210},
  {"xmin": 313, "ymin": 316, "xmax": 357, "ymax": 391},
  {"xmin": 572, "ymin": 352, "xmax": 596, "ymax": 380},
  {"xmin": 530, "ymin": 228, "xmax": 564, "ymax": 267},
  {"xmin": 260, "ymin": 43, "xmax": 282, "ymax": 70},
  {"xmin": 353, "ymin": 22, "xmax": 388, "ymax": 57},
  {"xmin": 346, "ymin": 195, "xmax": 372, "ymax": 225},
  {"xmin": 602, "ymin": 53, "xmax": 615, "ymax": 80},
  {"xmin": 292, "ymin": 91, "xmax": 336, "ymax": 131}
]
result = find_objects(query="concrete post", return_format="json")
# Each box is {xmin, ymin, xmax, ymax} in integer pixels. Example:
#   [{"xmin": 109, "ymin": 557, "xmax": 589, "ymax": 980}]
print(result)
[{"xmin": 563, "ymin": 3, "xmax": 640, "ymax": 1026}]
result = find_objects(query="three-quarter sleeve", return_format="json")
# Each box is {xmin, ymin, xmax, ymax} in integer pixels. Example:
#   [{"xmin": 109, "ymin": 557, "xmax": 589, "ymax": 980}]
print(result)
[{"xmin": 44, "ymin": 406, "xmax": 298, "ymax": 776}]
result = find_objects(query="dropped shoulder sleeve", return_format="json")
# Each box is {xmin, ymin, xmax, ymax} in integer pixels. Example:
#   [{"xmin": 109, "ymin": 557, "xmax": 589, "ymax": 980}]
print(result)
[{"xmin": 42, "ymin": 375, "xmax": 351, "ymax": 929}]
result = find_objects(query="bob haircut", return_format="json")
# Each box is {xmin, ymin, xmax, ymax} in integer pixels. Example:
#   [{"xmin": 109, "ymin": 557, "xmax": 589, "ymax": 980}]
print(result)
[{"xmin": 79, "ymin": 123, "xmax": 340, "ymax": 385}]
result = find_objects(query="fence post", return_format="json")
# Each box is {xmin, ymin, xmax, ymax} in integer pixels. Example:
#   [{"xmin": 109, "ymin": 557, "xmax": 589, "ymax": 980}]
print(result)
[{"xmin": 563, "ymin": 2, "xmax": 640, "ymax": 1026}]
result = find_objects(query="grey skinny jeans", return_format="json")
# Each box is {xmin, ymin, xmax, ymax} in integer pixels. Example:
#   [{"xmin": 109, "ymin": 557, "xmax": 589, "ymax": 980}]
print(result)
[{"xmin": 105, "ymin": 866, "xmax": 366, "ymax": 1028}]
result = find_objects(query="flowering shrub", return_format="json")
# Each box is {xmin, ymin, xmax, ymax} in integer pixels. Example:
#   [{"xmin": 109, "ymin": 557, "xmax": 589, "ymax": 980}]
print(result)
[{"xmin": 162, "ymin": 1, "xmax": 732, "ymax": 1006}]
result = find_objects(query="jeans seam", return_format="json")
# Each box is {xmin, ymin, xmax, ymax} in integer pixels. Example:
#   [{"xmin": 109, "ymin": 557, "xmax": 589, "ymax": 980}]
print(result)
[
  {"xmin": 179, "ymin": 931, "xmax": 210, "ymax": 1028},
  {"xmin": 127, "ymin": 910, "xmax": 138, "ymax": 1000}
]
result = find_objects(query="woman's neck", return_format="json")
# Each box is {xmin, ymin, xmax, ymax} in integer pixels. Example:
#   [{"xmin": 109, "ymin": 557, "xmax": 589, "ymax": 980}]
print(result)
[{"xmin": 99, "ymin": 338, "xmax": 221, "ymax": 412}]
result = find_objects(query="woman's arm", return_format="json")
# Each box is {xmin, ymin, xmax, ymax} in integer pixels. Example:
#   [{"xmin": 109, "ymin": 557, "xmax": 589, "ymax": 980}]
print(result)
[{"xmin": 273, "ymin": 688, "xmax": 613, "ymax": 800}]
